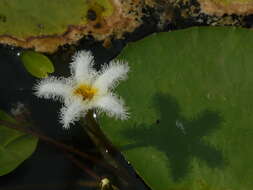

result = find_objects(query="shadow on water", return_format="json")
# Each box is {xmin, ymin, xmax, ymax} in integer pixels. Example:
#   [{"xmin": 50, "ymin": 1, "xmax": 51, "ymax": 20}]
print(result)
[{"xmin": 121, "ymin": 93, "xmax": 226, "ymax": 181}]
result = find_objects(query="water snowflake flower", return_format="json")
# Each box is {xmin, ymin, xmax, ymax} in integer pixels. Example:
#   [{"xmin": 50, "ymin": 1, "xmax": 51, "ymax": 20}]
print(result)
[{"xmin": 34, "ymin": 51, "xmax": 129, "ymax": 128}]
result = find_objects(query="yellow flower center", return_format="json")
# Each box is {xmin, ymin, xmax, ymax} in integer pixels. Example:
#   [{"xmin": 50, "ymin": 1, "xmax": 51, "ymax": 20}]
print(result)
[{"xmin": 73, "ymin": 84, "xmax": 98, "ymax": 101}]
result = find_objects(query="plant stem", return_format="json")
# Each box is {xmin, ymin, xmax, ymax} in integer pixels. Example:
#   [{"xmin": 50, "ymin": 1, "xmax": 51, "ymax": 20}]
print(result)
[
  {"xmin": 63, "ymin": 151, "xmax": 101, "ymax": 180},
  {"xmin": 0, "ymin": 120, "xmax": 111, "ymax": 171},
  {"xmin": 82, "ymin": 111, "xmax": 138, "ymax": 189}
]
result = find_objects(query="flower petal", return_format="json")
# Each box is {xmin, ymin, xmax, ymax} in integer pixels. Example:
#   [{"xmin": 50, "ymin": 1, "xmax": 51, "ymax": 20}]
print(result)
[
  {"xmin": 70, "ymin": 51, "xmax": 97, "ymax": 83},
  {"xmin": 93, "ymin": 61, "xmax": 129, "ymax": 92},
  {"xmin": 34, "ymin": 77, "xmax": 72, "ymax": 101},
  {"xmin": 94, "ymin": 94, "xmax": 128, "ymax": 120},
  {"xmin": 59, "ymin": 99, "xmax": 88, "ymax": 129}
]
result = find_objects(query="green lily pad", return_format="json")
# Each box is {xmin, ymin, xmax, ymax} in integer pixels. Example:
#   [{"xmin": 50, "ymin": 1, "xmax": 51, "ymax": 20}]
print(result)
[
  {"xmin": 100, "ymin": 27, "xmax": 253, "ymax": 190},
  {"xmin": 0, "ymin": 110, "xmax": 38, "ymax": 176},
  {"xmin": 0, "ymin": 0, "xmax": 113, "ymax": 38},
  {"xmin": 21, "ymin": 51, "xmax": 54, "ymax": 78},
  {"xmin": 0, "ymin": 0, "xmax": 115, "ymax": 52}
]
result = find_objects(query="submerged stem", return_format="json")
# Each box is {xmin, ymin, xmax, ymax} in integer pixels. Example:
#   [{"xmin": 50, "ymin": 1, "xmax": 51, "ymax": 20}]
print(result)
[
  {"xmin": 0, "ymin": 119, "xmax": 111, "ymax": 171},
  {"xmin": 81, "ymin": 111, "xmax": 138, "ymax": 189},
  {"xmin": 63, "ymin": 151, "xmax": 100, "ymax": 180}
]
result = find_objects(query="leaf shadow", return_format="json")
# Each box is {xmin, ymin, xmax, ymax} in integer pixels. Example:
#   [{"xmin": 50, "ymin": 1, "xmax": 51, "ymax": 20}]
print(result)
[{"xmin": 121, "ymin": 93, "xmax": 226, "ymax": 181}]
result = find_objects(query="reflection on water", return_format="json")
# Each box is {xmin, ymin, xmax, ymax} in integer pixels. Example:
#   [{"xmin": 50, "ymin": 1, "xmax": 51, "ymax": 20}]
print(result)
[{"xmin": 122, "ymin": 93, "xmax": 226, "ymax": 181}]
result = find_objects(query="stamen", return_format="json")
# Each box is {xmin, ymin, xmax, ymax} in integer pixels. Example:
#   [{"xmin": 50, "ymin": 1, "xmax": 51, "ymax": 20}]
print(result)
[{"xmin": 73, "ymin": 84, "xmax": 98, "ymax": 100}]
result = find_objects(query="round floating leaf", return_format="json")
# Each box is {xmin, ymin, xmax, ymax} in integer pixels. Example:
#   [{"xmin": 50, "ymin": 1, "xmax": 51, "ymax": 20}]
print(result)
[
  {"xmin": 21, "ymin": 51, "xmax": 54, "ymax": 78},
  {"xmin": 100, "ymin": 27, "xmax": 253, "ymax": 190},
  {"xmin": 0, "ymin": 0, "xmax": 113, "ymax": 38},
  {"xmin": 0, "ymin": 110, "xmax": 38, "ymax": 176},
  {"xmin": 0, "ymin": 0, "xmax": 116, "ymax": 52}
]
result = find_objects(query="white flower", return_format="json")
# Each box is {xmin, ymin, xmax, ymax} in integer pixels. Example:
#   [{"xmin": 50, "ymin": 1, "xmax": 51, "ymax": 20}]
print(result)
[{"xmin": 34, "ymin": 51, "xmax": 129, "ymax": 128}]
